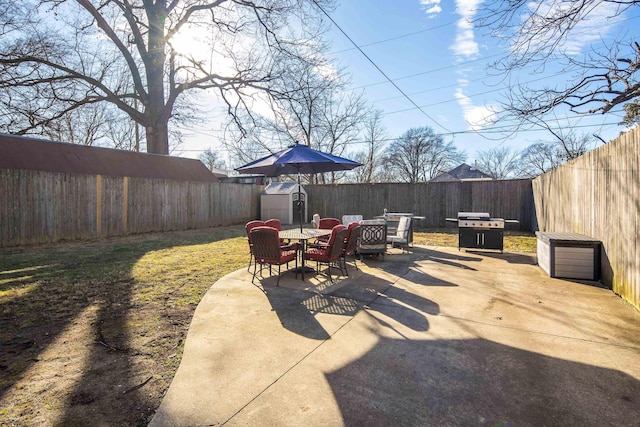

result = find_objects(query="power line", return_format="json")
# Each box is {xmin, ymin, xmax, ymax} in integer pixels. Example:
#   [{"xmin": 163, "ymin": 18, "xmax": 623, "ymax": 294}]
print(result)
[
  {"xmin": 182, "ymin": 10, "xmax": 635, "ymax": 153},
  {"xmin": 330, "ymin": 20, "xmax": 458, "ymax": 55},
  {"xmin": 310, "ymin": 0, "xmax": 452, "ymax": 133},
  {"xmin": 332, "ymin": 13, "xmax": 640, "ymax": 125},
  {"xmin": 371, "ymin": 62, "xmax": 561, "ymax": 104},
  {"xmin": 348, "ymin": 52, "xmax": 505, "ymax": 91},
  {"xmin": 341, "ymin": 14, "xmax": 640, "ymax": 93},
  {"xmin": 178, "ymin": 119, "xmax": 622, "ymax": 154},
  {"xmin": 444, "ymin": 121, "xmax": 622, "ymax": 137}
]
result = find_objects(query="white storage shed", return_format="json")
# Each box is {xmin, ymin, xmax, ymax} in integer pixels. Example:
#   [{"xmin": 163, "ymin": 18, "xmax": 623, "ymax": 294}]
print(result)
[{"xmin": 260, "ymin": 182, "xmax": 307, "ymax": 225}]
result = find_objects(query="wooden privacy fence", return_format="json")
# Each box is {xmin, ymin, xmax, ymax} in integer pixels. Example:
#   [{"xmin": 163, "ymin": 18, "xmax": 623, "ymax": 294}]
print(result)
[
  {"xmin": 305, "ymin": 179, "xmax": 534, "ymax": 231},
  {"xmin": 0, "ymin": 169, "xmax": 262, "ymax": 247},
  {"xmin": 533, "ymin": 128, "xmax": 640, "ymax": 311}
]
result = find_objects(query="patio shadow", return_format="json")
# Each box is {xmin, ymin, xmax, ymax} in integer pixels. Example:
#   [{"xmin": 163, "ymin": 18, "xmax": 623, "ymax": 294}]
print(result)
[
  {"xmin": 326, "ymin": 336, "xmax": 640, "ymax": 426},
  {"xmin": 476, "ymin": 250, "xmax": 537, "ymax": 265},
  {"xmin": 262, "ymin": 286, "xmax": 337, "ymax": 340},
  {"xmin": 382, "ymin": 246, "xmax": 482, "ymax": 272},
  {"xmin": 262, "ymin": 267, "xmax": 439, "ymax": 338}
]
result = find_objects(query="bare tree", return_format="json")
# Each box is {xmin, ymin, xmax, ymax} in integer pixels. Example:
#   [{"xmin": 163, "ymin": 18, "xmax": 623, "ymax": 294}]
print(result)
[
  {"xmin": 518, "ymin": 143, "xmax": 563, "ymax": 178},
  {"xmin": 39, "ymin": 103, "xmax": 110, "ymax": 147},
  {"xmin": 477, "ymin": 1, "xmax": 640, "ymax": 126},
  {"xmin": 518, "ymin": 131, "xmax": 598, "ymax": 177},
  {"xmin": 350, "ymin": 109, "xmax": 387, "ymax": 183},
  {"xmin": 107, "ymin": 112, "xmax": 141, "ymax": 152},
  {"xmin": 29, "ymin": 99, "xmax": 145, "ymax": 150},
  {"xmin": 199, "ymin": 147, "xmax": 226, "ymax": 172},
  {"xmin": 538, "ymin": 124, "xmax": 597, "ymax": 162},
  {"xmin": 620, "ymin": 99, "xmax": 640, "ymax": 127},
  {"xmin": 224, "ymin": 50, "xmax": 368, "ymax": 183},
  {"xmin": 223, "ymin": 50, "xmax": 334, "ymax": 166},
  {"xmin": 315, "ymin": 89, "xmax": 368, "ymax": 183},
  {"xmin": 0, "ymin": 0, "xmax": 334, "ymax": 154},
  {"xmin": 383, "ymin": 126, "xmax": 466, "ymax": 183},
  {"xmin": 474, "ymin": 146, "xmax": 522, "ymax": 179}
]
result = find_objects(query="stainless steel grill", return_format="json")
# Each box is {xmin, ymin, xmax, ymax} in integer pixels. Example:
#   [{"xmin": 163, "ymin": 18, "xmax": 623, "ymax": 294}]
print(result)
[
  {"xmin": 456, "ymin": 212, "xmax": 505, "ymax": 229},
  {"xmin": 446, "ymin": 212, "xmax": 518, "ymax": 252}
]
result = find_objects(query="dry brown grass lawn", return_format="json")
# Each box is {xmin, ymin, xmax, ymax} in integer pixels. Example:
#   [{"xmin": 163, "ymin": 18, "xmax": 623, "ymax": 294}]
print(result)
[{"xmin": 0, "ymin": 225, "xmax": 536, "ymax": 426}]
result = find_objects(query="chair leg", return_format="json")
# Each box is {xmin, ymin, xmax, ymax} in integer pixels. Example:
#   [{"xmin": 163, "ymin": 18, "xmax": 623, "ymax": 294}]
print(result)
[
  {"xmin": 276, "ymin": 264, "xmax": 281, "ymax": 286},
  {"xmin": 341, "ymin": 256, "xmax": 349, "ymax": 276},
  {"xmin": 247, "ymin": 253, "xmax": 253, "ymax": 272},
  {"xmin": 251, "ymin": 260, "xmax": 259, "ymax": 284}
]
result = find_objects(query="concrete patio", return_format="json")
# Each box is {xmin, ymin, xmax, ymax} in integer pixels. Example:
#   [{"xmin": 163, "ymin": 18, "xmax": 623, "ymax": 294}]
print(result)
[{"xmin": 150, "ymin": 245, "xmax": 640, "ymax": 426}]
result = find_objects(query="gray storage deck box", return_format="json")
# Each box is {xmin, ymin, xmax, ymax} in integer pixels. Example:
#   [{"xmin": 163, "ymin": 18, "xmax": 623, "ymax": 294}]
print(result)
[{"xmin": 536, "ymin": 232, "xmax": 601, "ymax": 280}]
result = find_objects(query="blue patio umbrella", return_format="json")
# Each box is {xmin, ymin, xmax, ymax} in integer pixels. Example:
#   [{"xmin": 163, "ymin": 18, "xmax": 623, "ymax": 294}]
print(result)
[{"xmin": 235, "ymin": 142, "xmax": 362, "ymax": 231}]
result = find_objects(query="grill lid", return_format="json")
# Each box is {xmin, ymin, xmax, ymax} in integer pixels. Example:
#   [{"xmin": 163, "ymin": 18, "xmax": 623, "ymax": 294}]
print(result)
[{"xmin": 457, "ymin": 212, "xmax": 490, "ymax": 220}]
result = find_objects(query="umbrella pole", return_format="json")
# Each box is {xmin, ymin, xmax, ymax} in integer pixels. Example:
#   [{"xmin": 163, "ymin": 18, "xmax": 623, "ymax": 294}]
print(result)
[{"xmin": 298, "ymin": 172, "xmax": 303, "ymax": 232}]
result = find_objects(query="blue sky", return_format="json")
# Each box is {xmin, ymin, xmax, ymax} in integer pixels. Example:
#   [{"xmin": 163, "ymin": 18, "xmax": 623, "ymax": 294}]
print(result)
[
  {"xmin": 326, "ymin": 0, "xmax": 638, "ymax": 159},
  {"xmin": 180, "ymin": 0, "xmax": 639, "ymax": 166}
]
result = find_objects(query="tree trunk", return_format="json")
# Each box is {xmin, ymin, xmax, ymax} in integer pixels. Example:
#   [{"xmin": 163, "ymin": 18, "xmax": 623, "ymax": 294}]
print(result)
[
  {"xmin": 144, "ymin": 1, "xmax": 169, "ymax": 155},
  {"xmin": 145, "ymin": 123, "xmax": 169, "ymax": 155}
]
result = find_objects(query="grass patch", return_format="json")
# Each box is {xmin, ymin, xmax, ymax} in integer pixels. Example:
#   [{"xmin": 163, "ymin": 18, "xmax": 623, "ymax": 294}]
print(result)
[
  {"xmin": 0, "ymin": 225, "xmax": 248, "ymax": 426},
  {"xmin": 414, "ymin": 228, "xmax": 537, "ymax": 253}
]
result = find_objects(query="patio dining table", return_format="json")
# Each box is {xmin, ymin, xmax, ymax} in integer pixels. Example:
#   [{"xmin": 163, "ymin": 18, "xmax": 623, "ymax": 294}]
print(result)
[{"xmin": 279, "ymin": 228, "xmax": 332, "ymax": 280}]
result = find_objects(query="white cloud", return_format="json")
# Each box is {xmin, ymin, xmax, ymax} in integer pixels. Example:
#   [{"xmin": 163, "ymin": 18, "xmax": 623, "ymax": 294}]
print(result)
[
  {"xmin": 450, "ymin": 0, "xmax": 492, "ymax": 130},
  {"xmin": 420, "ymin": 0, "xmax": 442, "ymax": 17},
  {"xmin": 453, "ymin": 20, "xmax": 478, "ymax": 57},
  {"xmin": 455, "ymin": 82, "xmax": 499, "ymax": 131},
  {"xmin": 455, "ymin": 0, "xmax": 482, "ymax": 19},
  {"xmin": 450, "ymin": 0, "xmax": 483, "ymax": 58}
]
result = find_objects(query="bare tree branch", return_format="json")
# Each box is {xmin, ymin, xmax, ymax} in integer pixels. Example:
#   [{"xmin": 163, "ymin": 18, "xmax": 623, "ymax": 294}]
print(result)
[
  {"xmin": 0, "ymin": 0, "xmax": 336, "ymax": 154},
  {"xmin": 477, "ymin": 0, "xmax": 640, "ymax": 130}
]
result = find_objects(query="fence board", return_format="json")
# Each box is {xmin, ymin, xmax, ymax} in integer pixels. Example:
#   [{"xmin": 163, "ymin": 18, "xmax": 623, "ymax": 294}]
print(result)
[{"xmin": 532, "ymin": 127, "xmax": 640, "ymax": 311}]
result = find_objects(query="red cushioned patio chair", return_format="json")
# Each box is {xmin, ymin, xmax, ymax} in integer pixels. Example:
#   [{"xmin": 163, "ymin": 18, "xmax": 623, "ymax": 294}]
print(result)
[
  {"xmin": 341, "ymin": 223, "xmax": 361, "ymax": 275},
  {"xmin": 310, "ymin": 217, "xmax": 342, "ymax": 247},
  {"xmin": 250, "ymin": 226, "xmax": 297, "ymax": 286},
  {"xmin": 245, "ymin": 220, "xmax": 266, "ymax": 271},
  {"xmin": 305, "ymin": 225, "xmax": 347, "ymax": 282},
  {"xmin": 264, "ymin": 218, "xmax": 300, "ymax": 251}
]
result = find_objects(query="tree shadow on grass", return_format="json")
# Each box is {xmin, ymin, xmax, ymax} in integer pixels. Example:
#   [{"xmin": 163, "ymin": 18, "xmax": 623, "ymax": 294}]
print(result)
[
  {"xmin": 0, "ymin": 226, "xmax": 245, "ymax": 425},
  {"xmin": 0, "ymin": 245, "xmax": 155, "ymax": 424}
]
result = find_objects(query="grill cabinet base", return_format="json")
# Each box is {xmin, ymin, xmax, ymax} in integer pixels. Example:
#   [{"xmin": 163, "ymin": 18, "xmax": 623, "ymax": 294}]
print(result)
[{"xmin": 459, "ymin": 228, "xmax": 503, "ymax": 252}]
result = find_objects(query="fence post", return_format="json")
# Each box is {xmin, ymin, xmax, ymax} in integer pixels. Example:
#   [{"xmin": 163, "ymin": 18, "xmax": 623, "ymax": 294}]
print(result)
[
  {"xmin": 123, "ymin": 176, "xmax": 128, "ymax": 234},
  {"xmin": 96, "ymin": 174, "xmax": 102, "ymax": 237}
]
